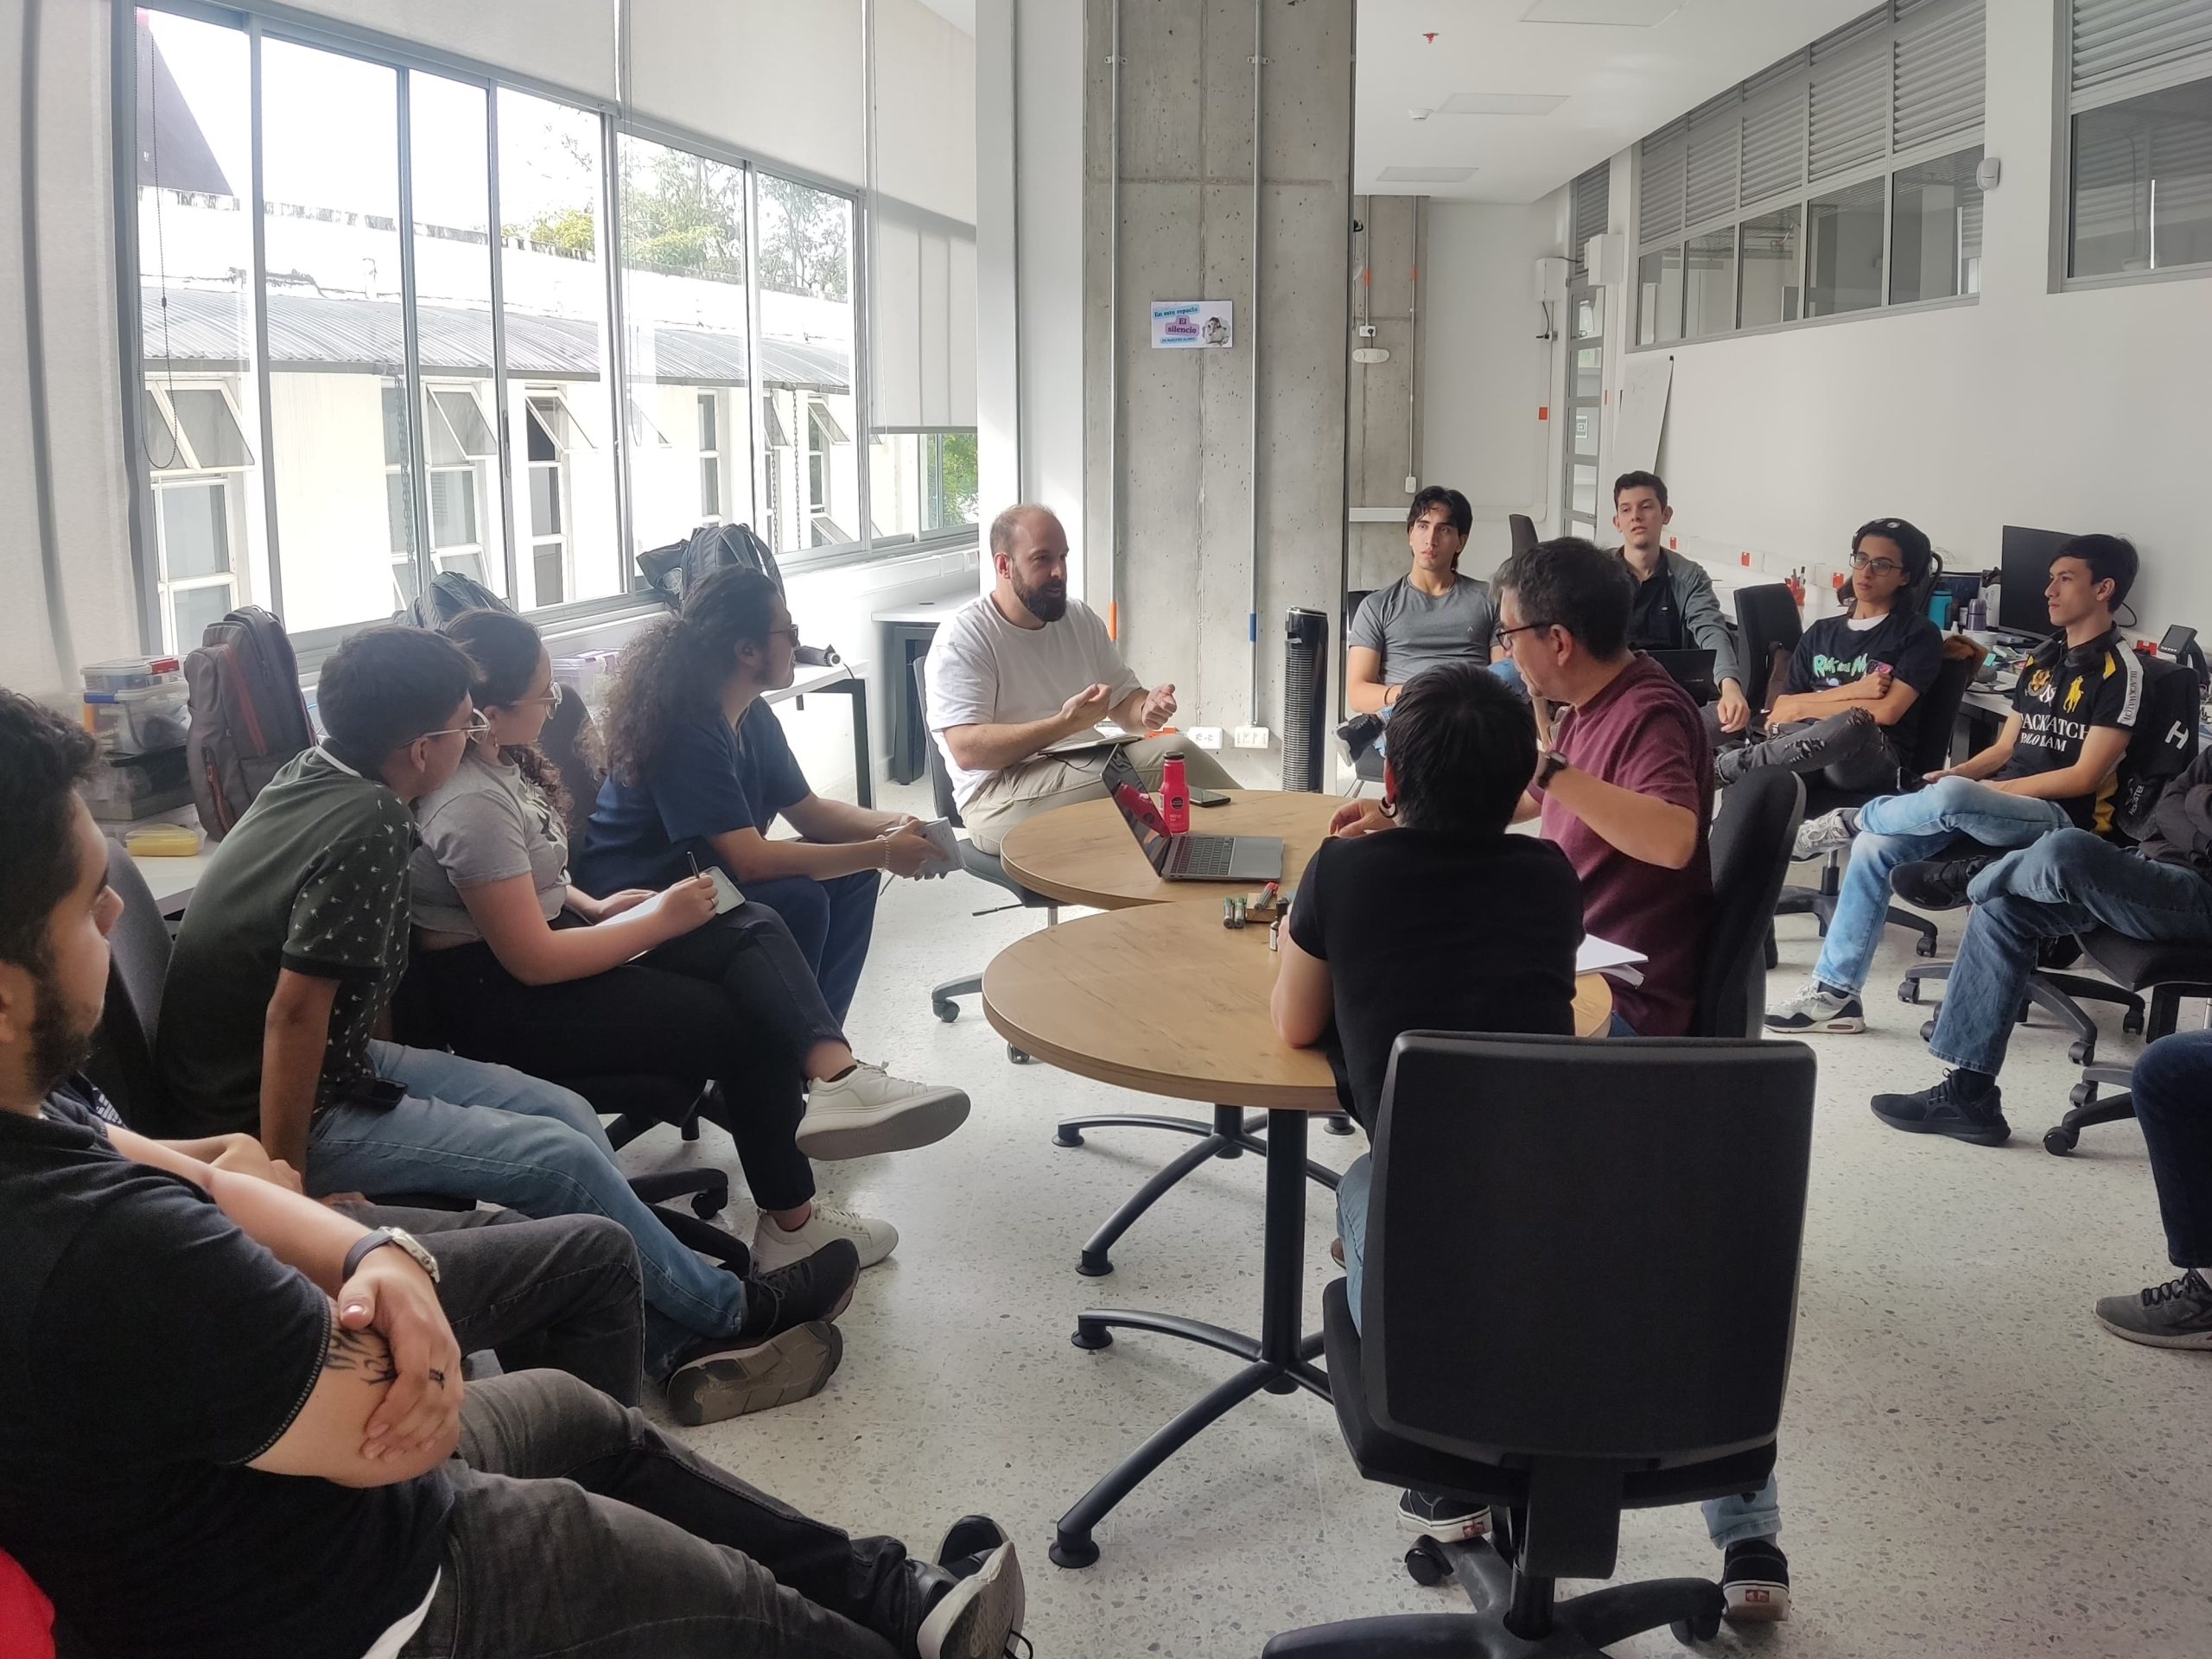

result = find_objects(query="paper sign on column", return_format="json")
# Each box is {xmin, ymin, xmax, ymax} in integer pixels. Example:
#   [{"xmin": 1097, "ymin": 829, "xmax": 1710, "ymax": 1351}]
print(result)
[{"xmin": 1152, "ymin": 301, "xmax": 1234, "ymax": 348}]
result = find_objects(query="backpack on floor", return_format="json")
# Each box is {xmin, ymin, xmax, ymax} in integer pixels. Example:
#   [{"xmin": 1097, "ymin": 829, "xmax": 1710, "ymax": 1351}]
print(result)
[
  {"xmin": 184, "ymin": 606, "xmax": 315, "ymax": 841},
  {"xmin": 2110, "ymin": 650, "xmax": 2201, "ymax": 844},
  {"xmin": 636, "ymin": 521, "xmax": 785, "ymax": 611},
  {"xmin": 404, "ymin": 569, "xmax": 511, "ymax": 630}
]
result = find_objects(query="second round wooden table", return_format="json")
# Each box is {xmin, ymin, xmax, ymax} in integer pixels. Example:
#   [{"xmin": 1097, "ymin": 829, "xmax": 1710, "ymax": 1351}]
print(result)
[{"xmin": 997, "ymin": 787, "xmax": 1344, "ymax": 909}]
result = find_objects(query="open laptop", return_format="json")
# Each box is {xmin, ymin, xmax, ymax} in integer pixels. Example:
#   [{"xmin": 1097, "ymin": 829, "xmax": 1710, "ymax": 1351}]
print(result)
[
  {"xmin": 1101, "ymin": 748, "xmax": 1282, "ymax": 882},
  {"xmin": 1644, "ymin": 647, "xmax": 1718, "ymax": 703}
]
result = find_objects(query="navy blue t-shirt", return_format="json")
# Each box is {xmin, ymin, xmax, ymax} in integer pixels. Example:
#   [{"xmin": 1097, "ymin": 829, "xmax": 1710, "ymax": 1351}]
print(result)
[{"xmin": 579, "ymin": 701, "xmax": 811, "ymax": 893}]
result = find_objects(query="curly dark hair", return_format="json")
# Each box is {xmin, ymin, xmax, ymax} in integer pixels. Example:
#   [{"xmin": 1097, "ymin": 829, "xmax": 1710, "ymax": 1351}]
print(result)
[
  {"xmin": 602, "ymin": 564, "xmax": 780, "ymax": 784},
  {"xmin": 444, "ymin": 608, "xmax": 569, "ymax": 823},
  {"xmin": 0, "ymin": 690, "xmax": 102, "ymax": 972}
]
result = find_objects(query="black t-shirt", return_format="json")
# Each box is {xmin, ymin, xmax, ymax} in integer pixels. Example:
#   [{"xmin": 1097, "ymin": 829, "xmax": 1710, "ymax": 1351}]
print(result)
[
  {"xmin": 1784, "ymin": 610, "xmax": 1945, "ymax": 759},
  {"xmin": 2002, "ymin": 628, "xmax": 2144, "ymax": 830},
  {"xmin": 1627, "ymin": 563, "xmax": 1684, "ymax": 652},
  {"xmin": 0, "ymin": 1080, "xmax": 451, "ymax": 1659},
  {"xmin": 1287, "ymin": 831, "xmax": 1584, "ymax": 1127}
]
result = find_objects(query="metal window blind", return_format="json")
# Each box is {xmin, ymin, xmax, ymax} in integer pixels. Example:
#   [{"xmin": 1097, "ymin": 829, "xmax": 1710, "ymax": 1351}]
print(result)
[
  {"xmin": 1639, "ymin": 119, "xmax": 1688, "ymax": 245},
  {"xmin": 1894, "ymin": 0, "xmax": 1986, "ymax": 152},
  {"xmin": 2070, "ymin": 0, "xmax": 2212, "ymax": 104},
  {"xmin": 1809, "ymin": 12, "xmax": 1891, "ymax": 181},
  {"xmin": 1570, "ymin": 164, "xmax": 1611, "ymax": 276},
  {"xmin": 1684, "ymin": 88, "xmax": 1743, "ymax": 228},
  {"xmin": 1739, "ymin": 59, "xmax": 1808, "ymax": 207}
]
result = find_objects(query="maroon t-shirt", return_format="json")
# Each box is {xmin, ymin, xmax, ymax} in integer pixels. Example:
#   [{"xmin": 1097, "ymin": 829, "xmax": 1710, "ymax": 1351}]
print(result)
[{"xmin": 1535, "ymin": 654, "xmax": 1713, "ymax": 1035}]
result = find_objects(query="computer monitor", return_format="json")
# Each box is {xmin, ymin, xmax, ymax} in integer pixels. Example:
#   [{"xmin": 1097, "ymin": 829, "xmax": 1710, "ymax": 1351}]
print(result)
[{"xmin": 1997, "ymin": 525, "xmax": 2076, "ymax": 639}]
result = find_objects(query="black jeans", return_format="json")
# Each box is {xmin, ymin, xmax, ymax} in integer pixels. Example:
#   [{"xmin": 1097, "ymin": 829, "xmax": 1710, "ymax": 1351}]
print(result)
[
  {"xmin": 2129, "ymin": 1029, "xmax": 2212, "ymax": 1268},
  {"xmin": 362, "ymin": 1205, "xmax": 645, "ymax": 1406},
  {"xmin": 401, "ymin": 1370, "xmax": 929, "ymax": 1659},
  {"xmin": 1716, "ymin": 706, "xmax": 1900, "ymax": 791},
  {"xmin": 411, "ymin": 906, "xmax": 842, "ymax": 1213}
]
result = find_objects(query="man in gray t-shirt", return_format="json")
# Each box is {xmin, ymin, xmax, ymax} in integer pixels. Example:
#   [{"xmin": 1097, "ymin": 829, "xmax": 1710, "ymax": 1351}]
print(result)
[{"xmin": 1345, "ymin": 488, "xmax": 1519, "ymax": 738}]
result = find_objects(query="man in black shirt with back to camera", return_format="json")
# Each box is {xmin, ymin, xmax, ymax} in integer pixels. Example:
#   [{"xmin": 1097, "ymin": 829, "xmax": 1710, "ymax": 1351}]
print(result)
[{"xmin": 0, "ymin": 689, "xmax": 1025, "ymax": 1659}]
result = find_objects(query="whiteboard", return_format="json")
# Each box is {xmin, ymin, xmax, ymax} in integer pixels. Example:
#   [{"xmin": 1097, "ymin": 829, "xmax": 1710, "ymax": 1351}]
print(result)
[{"xmin": 1616, "ymin": 353, "xmax": 1674, "ymax": 476}]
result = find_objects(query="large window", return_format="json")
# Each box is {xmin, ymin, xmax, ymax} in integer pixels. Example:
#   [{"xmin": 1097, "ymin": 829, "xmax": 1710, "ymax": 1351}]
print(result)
[
  {"xmin": 1633, "ymin": 1, "xmax": 1986, "ymax": 346},
  {"xmin": 124, "ymin": 5, "xmax": 974, "ymax": 653},
  {"xmin": 2064, "ymin": 1, "xmax": 2212, "ymax": 284}
]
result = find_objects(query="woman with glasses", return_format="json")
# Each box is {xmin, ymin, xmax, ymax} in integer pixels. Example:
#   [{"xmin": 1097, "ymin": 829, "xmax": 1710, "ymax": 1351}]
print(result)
[
  {"xmin": 1711, "ymin": 517, "xmax": 1945, "ymax": 796},
  {"xmin": 405, "ymin": 602, "xmax": 970, "ymax": 1279}
]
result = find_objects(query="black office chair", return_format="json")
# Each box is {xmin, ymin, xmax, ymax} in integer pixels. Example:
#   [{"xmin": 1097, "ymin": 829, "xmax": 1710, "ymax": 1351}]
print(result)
[
  {"xmin": 1694, "ymin": 767, "xmax": 1804, "ymax": 1039},
  {"xmin": 2044, "ymin": 931, "xmax": 2212, "ymax": 1155},
  {"xmin": 1266, "ymin": 1034, "xmax": 1815, "ymax": 1658},
  {"xmin": 1773, "ymin": 645, "xmax": 1979, "ymax": 962},
  {"xmin": 1731, "ymin": 583, "xmax": 1802, "ymax": 717},
  {"xmin": 911, "ymin": 657, "xmax": 1060, "ymax": 1062},
  {"xmin": 93, "ymin": 842, "xmax": 746, "ymax": 1266},
  {"xmin": 1507, "ymin": 513, "xmax": 1540, "ymax": 557},
  {"xmin": 1338, "ymin": 588, "xmax": 1386, "ymax": 788}
]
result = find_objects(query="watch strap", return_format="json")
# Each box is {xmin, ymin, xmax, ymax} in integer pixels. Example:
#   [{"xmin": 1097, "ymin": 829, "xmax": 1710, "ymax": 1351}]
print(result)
[{"xmin": 342, "ymin": 1228, "xmax": 396, "ymax": 1282}]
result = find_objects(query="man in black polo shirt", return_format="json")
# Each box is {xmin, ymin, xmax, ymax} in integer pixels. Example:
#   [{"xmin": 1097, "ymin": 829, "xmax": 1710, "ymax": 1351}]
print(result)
[
  {"xmin": 0, "ymin": 689, "xmax": 1025, "ymax": 1659},
  {"xmin": 1767, "ymin": 535, "xmax": 2141, "ymax": 1037}
]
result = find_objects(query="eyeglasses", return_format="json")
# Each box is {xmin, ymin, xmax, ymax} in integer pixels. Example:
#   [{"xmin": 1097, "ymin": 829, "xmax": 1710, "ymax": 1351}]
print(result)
[
  {"xmin": 512, "ymin": 684, "xmax": 565, "ymax": 712},
  {"xmin": 419, "ymin": 711, "xmax": 492, "ymax": 744},
  {"xmin": 1492, "ymin": 620, "xmax": 1557, "ymax": 647},
  {"xmin": 1847, "ymin": 552, "xmax": 1903, "ymax": 576},
  {"xmin": 766, "ymin": 625, "xmax": 803, "ymax": 645}
]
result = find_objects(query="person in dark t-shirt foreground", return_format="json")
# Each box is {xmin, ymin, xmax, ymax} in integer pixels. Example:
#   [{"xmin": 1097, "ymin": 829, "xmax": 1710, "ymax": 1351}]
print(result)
[
  {"xmin": 1325, "ymin": 537, "xmax": 1789, "ymax": 1624},
  {"xmin": 0, "ymin": 689, "xmax": 1025, "ymax": 1659},
  {"xmin": 1713, "ymin": 518, "xmax": 1945, "ymax": 791}
]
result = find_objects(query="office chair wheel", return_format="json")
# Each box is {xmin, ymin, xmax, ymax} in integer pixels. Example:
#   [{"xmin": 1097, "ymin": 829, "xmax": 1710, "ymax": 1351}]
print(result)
[
  {"xmin": 1920, "ymin": 1018, "xmax": 1936, "ymax": 1041},
  {"xmin": 2044, "ymin": 1125, "xmax": 2079, "ymax": 1156},
  {"xmin": 1403, "ymin": 1541, "xmax": 1447, "ymax": 1586},
  {"xmin": 690, "ymin": 1192, "xmax": 726, "ymax": 1220},
  {"xmin": 1670, "ymin": 1605, "xmax": 1725, "ymax": 1645},
  {"xmin": 931, "ymin": 996, "xmax": 960, "ymax": 1023},
  {"xmin": 1915, "ymin": 935, "xmax": 1938, "ymax": 958},
  {"xmin": 1008, "ymin": 1046, "xmax": 1033, "ymax": 1065},
  {"xmin": 1898, "ymin": 980, "xmax": 1921, "ymax": 1005},
  {"xmin": 2069, "ymin": 1081, "xmax": 2097, "ymax": 1109},
  {"xmin": 2068, "ymin": 1039, "xmax": 2094, "ymax": 1065},
  {"xmin": 2124, "ymin": 1008, "xmax": 2145, "ymax": 1035}
]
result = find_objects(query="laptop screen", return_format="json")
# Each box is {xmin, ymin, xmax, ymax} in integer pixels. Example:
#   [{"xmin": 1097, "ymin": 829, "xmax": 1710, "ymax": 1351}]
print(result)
[{"xmin": 1101, "ymin": 750, "xmax": 1171, "ymax": 872}]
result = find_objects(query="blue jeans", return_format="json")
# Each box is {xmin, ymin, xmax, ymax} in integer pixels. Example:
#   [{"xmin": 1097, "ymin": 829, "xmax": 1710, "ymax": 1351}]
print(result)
[
  {"xmin": 2130, "ymin": 1030, "xmax": 2212, "ymax": 1268},
  {"xmin": 743, "ymin": 869, "xmax": 880, "ymax": 1026},
  {"xmin": 307, "ymin": 1043, "xmax": 749, "ymax": 1382},
  {"xmin": 1928, "ymin": 830, "xmax": 2212, "ymax": 1076},
  {"xmin": 1335, "ymin": 1153, "xmax": 1779, "ymax": 1547},
  {"xmin": 1813, "ymin": 778, "xmax": 2073, "ymax": 994}
]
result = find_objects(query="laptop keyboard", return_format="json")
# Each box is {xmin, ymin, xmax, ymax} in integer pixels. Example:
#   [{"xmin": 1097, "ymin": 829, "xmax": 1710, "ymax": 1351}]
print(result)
[{"xmin": 1172, "ymin": 837, "xmax": 1235, "ymax": 879}]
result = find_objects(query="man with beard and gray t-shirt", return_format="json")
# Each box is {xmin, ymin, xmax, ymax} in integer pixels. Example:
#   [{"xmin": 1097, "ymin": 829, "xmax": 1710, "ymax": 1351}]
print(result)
[{"xmin": 925, "ymin": 504, "xmax": 1237, "ymax": 855}]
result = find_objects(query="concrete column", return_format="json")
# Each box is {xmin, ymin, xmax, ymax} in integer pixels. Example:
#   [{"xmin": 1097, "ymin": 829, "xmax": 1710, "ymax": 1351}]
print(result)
[
  {"xmin": 1082, "ymin": 0, "xmax": 1352, "ymax": 769},
  {"xmin": 1345, "ymin": 194, "xmax": 1424, "ymax": 592}
]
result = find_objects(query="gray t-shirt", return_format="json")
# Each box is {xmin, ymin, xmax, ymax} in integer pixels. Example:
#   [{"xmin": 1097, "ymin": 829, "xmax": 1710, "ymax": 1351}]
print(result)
[
  {"xmin": 409, "ymin": 751, "xmax": 569, "ymax": 941},
  {"xmin": 1347, "ymin": 574, "xmax": 1497, "ymax": 687}
]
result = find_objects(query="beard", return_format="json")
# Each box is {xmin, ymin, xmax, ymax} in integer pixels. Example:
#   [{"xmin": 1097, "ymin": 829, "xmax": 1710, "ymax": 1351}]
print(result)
[
  {"xmin": 1014, "ymin": 573, "xmax": 1069, "ymax": 623},
  {"xmin": 28, "ymin": 962, "xmax": 99, "ymax": 1101}
]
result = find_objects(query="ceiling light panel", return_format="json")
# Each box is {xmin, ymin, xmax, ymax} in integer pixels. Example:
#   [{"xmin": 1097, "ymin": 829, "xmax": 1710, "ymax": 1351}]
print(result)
[{"xmin": 1436, "ymin": 92, "xmax": 1569, "ymax": 116}]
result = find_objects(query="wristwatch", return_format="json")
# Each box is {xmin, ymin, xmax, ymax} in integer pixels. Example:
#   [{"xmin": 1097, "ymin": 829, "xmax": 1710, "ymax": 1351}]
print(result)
[
  {"xmin": 1535, "ymin": 748, "xmax": 1571, "ymax": 789},
  {"xmin": 342, "ymin": 1226, "xmax": 441, "ymax": 1285}
]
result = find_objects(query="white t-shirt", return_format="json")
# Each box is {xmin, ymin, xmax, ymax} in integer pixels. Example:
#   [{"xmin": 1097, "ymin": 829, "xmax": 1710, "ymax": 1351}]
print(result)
[{"xmin": 925, "ymin": 593, "xmax": 1143, "ymax": 807}]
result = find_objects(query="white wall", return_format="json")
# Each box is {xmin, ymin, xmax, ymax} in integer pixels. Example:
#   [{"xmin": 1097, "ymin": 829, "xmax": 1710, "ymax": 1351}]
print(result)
[
  {"xmin": 628, "ymin": 0, "xmax": 865, "ymax": 186},
  {"xmin": 1415, "ymin": 194, "xmax": 1571, "ymax": 582},
  {"xmin": 1009, "ymin": 0, "xmax": 1084, "ymax": 592},
  {"xmin": 1620, "ymin": 2, "xmax": 2212, "ymax": 633}
]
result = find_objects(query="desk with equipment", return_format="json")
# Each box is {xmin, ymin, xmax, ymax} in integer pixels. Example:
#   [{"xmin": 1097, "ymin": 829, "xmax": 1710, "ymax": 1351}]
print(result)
[{"xmin": 982, "ymin": 894, "xmax": 1612, "ymax": 1568}]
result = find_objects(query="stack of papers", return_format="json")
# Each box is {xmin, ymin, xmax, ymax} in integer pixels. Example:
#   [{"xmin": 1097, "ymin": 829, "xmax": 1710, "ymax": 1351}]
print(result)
[{"xmin": 1576, "ymin": 935, "xmax": 1647, "ymax": 988}]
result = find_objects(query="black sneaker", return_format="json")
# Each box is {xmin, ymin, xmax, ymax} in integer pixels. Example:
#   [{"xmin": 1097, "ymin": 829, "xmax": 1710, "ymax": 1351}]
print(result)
[
  {"xmin": 2095, "ymin": 1270, "xmax": 2212, "ymax": 1350},
  {"xmin": 1396, "ymin": 1489, "xmax": 1491, "ymax": 1541},
  {"xmin": 736, "ymin": 1237, "xmax": 861, "ymax": 1344},
  {"xmin": 1891, "ymin": 854, "xmax": 1994, "ymax": 912},
  {"xmin": 1871, "ymin": 1074, "xmax": 2010, "ymax": 1147},
  {"xmin": 1720, "ymin": 1537, "xmax": 1791, "ymax": 1623},
  {"xmin": 915, "ymin": 1541, "xmax": 1025, "ymax": 1659},
  {"xmin": 665, "ymin": 1321, "xmax": 842, "ymax": 1426},
  {"xmin": 938, "ymin": 1515, "xmax": 1012, "ymax": 1579}
]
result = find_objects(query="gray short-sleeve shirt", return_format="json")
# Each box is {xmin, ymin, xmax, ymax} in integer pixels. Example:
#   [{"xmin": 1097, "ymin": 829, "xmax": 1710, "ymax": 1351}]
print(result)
[
  {"xmin": 410, "ymin": 751, "xmax": 569, "ymax": 940},
  {"xmin": 1348, "ymin": 575, "xmax": 1497, "ymax": 687}
]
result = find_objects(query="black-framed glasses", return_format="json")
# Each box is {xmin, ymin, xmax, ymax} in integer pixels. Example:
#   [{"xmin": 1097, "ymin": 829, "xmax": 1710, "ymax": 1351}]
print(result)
[
  {"xmin": 766, "ymin": 625, "xmax": 803, "ymax": 645},
  {"xmin": 1847, "ymin": 551, "xmax": 1902, "ymax": 576},
  {"xmin": 1493, "ymin": 620, "xmax": 1557, "ymax": 647},
  {"xmin": 419, "ymin": 711, "xmax": 492, "ymax": 743}
]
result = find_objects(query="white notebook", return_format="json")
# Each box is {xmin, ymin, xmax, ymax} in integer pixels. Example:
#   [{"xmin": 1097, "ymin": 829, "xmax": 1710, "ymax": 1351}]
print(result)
[{"xmin": 1577, "ymin": 934, "xmax": 1648, "ymax": 988}]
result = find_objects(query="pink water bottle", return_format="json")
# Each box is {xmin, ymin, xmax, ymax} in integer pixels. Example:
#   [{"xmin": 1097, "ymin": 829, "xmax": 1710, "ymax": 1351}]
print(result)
[{"xmin": 1161, "ymin": 753, "xmax": 1191, "ymax": 834}]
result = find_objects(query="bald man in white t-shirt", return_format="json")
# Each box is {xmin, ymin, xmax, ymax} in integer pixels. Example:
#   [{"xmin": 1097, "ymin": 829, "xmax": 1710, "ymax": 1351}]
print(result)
[{"xmin": 925, "ymin": 505, "xmax": 1236, "ymax": 855}]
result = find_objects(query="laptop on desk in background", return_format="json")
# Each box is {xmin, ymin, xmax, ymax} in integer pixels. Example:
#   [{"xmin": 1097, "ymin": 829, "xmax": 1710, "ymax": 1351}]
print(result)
[{"xmin": 1102, "ymin": 748, "xmax": 1282, "ymax": 883}]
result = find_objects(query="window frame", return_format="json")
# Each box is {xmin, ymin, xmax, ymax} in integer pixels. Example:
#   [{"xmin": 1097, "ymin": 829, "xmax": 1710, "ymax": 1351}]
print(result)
[
  {"xmin": 1630, "ymin": 0, "xmax": 1987, "ymax": 352},
  {"xmin": 118, "ymin": 1, "xmax": 971, "ymax": 669}
]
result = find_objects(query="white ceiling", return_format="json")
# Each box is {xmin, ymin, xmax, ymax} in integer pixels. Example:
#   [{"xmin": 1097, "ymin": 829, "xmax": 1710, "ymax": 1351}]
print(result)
[
  {"xmin": 1356, "ymin": 0, "xmax": 1875, "ymax": 204},
  {"xmin": 913, "ymin": 0, "xmax": 975, "ymax": 35}
]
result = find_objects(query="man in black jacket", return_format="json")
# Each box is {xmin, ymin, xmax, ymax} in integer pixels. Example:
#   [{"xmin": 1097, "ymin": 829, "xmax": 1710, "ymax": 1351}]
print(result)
[{"xmin": 1868, "ymin": 747, "xmax": 2212, "ymax": 1148}]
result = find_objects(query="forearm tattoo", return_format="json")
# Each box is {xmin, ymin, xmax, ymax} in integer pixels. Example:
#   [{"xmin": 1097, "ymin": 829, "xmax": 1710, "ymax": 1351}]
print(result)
[{"xmin": 323, "ymin": 1321, "xmax": 399, "ymax": 1386}]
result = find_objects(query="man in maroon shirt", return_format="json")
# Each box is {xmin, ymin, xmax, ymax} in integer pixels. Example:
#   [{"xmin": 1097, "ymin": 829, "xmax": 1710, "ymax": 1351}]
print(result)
[{"xmin": 1495, "ymin": 536, "xmax": 1715, "ymax": 1037}]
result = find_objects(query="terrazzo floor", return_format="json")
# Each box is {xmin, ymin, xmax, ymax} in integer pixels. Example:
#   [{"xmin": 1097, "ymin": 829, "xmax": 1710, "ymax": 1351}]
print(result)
[{"xmin": 614, "ymin": 793, "xmax": 2212, "ymax": 1658}]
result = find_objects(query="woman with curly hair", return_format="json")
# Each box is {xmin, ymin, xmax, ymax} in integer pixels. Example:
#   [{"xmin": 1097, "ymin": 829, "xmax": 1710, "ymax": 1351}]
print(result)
[{"xmin": 407, "ymin": 604, "xmax": 969, "ymax": 1275}]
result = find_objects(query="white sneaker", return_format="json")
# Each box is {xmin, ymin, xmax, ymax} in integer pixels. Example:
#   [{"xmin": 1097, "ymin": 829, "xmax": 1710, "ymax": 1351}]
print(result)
[
  {"xmin": 795, "ymin": 1064, "xmax": 970, "ymax": 1160},
  {"xmin": 753, "ymin": 1201, "xmax": 899, "ymax": 1273},
  {"xmin": 1764, "ymin": 981, "xmax": 1866, "ymax": 1033},
  {"xmin": 1792, "ymin": 810, "xmax": 1854, "ymax": 862}
]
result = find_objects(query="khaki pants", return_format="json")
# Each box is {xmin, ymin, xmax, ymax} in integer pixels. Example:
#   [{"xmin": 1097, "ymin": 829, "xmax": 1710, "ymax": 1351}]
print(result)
[{"xmin": 961, "ymin": 734, "xmax": 1241, "ymax": 855}]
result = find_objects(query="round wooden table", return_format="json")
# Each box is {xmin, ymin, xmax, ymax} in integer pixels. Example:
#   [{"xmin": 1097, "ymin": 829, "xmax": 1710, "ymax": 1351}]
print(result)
[
  {"xmin": 997, "ymin": 788, "xmax": 1344, "ymax": 909},
  {"xmin": 982, "ymin": 901, "xmax": 1611, "ymax": 1567}
]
